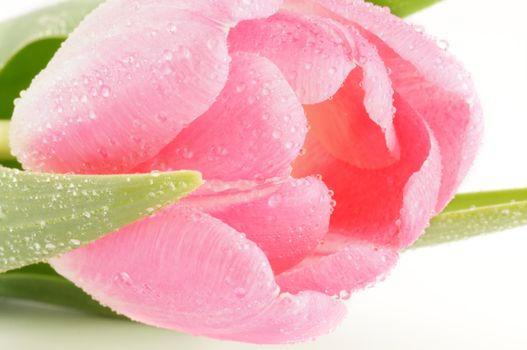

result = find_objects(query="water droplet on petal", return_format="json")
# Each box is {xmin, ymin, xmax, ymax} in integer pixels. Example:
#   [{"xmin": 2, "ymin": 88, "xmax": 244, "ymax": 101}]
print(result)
[
  {"xmin": 268, "ymin": 194, "xmax": 282, "ymax": 208},
  {"xmin": 234, "ymin": 287, "xmax": 247, "ymax": 298}
]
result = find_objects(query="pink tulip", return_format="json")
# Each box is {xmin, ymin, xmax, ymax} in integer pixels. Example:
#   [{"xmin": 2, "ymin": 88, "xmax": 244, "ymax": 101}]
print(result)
[{"xmin": 10, "ymin": 0, "xmax": 482, "ymax": 344}]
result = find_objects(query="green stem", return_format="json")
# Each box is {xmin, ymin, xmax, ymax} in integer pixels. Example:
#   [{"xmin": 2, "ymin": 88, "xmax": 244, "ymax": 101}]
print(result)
[{"xmin": 0, "ymin": 120, "xmax": 13, "ymax": 161}]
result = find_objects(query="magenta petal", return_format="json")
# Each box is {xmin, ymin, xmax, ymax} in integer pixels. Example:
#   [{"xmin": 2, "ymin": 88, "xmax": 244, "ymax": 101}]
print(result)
[
  {"xmin": 207, "ymin": 176, "xmax": 332, "ymax": 273},
  {"xmin": 50, "ymin": 204, "xmax": 344, "ymax": 343},
  {"xmin": 137, "ymin": 53, "xmax": 307, "ymax": 181},
  {"xmin": 294, "ymin": 95, "xmax": 442, "ymax": 248},
  {"xmin": 276, "ymin": 234, "xmax": 398, "ymax": 296}
]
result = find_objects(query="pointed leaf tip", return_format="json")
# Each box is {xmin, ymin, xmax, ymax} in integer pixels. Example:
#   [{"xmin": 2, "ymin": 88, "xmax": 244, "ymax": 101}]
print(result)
[{"xmin": 0, "ymin": 167, "xmax": 202, "ymax": 272}]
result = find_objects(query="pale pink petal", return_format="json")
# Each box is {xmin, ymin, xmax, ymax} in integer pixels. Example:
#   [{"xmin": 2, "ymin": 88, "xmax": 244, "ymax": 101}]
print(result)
[
  {"xmin": 50, "ymin": 204, "xmax": 344, "ymax": 343},
  {"xmin": 276, "ymin": 234, "xmax": 398, "ymax": 295},
  {"xmin": 205, "ymin": 177, "xmax": 332, "ymax": 273},
  {"xmin": 136, "ymin": 53, "xmax": 306, "ymax": 181},
  {"xmin": 284, "ymin": 0, "xmax": 483, "ymax": 210},
  {"xmin": 230, "ymin": 13, "xmax": 398, "ymax": 168},
  {"xmin": 293, "ymin": 95, "xmax": 442, "ymax": 248},
  {"xmin": 229, "ymin": 11, "xmax": 354, "ymax": 104},
  {"xmin": 10, "ymin": 4, "xmax": 231, "ymax": 174}
]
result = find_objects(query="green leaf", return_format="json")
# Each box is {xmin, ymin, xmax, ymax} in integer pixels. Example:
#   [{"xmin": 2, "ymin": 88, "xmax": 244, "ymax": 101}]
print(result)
[
  {"xmin": 0, "ymin": 120, "xmax": 10, "ymax": 161},
  {"xmin": 366, "ymin": 0, "xmax": 441, "ymax": 17},
  {"xmin": 0, "ymin": 0, "xmax": 103, "ymax": 118},
  {"xmin": 0, "ymin": 269, "xmax": 121, "ymax": 318},
  {"xmin": 0, "ymin": 167, "xmax": 202, "ymax": 272},
  {"xmin": 414, "ymin": 189, "xmax": 527, "ymax": 248}
]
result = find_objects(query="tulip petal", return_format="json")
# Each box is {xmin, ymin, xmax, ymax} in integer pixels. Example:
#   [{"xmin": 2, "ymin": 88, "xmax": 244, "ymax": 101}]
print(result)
[
  {"xmin": 10, "ymin": 2, "xmax": 232, "ymax": 174},
  {"xmin": 293, "ymin": 94, "xmax": 442, "ymax": 248},
  {"xmin": 229, "ymin": 11, "xmax": 354, "ymax": 104},
  {"xmin": 50, "ymin": 204, "xmax": 344, "ymax": 343},
  {"xmin": 230, "ymin": 13, "xmax": 399, "ymax": 168},
  {"xmin": 137, "ymin": 53, "xmax": 307, "ymax": 181},
  {"xmin": 285, "ymin": 0, "xmax": 483, "ymax": 210},
  {"xmin": 11, "ymin": 0, "xmax": 286, "ymax": 175},
  {"xmin": 276, "ymin": 234, "xmax": 398, "ymax": 296},
  {"xmin": 206, "ymin": 177, "xmax": 332, "ymax": 273}
]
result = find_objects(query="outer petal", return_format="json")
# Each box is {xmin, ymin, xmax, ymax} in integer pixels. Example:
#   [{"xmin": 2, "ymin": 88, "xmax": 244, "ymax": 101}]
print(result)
[
  {"xmin": 50, "ymin": 204, "xmax": 345, "ymax": 343},
  {"xmin": 10, "ymin": 4, "xmax": 226, "ymax": 173},
  {"xmin": 206, "ymin": 177, "xmax": 332, "ymax": 273},
  {"xmin": 276, "ymin": 234, "xmax": 398, "ymax": 296},
  {"xmin": 285, "ymin": 0, "xmax": 483, "ymax": 210},
  {"xmin": 137, "ymin": 53, "xmax": 307, "ymax": 181},
  {"xmin": 230, "ymin": 12, "xmax": 398, "ymax": 168},
  {"xmin": 293, "ymin": 95, "xmax": 442, "ymax": 248}
]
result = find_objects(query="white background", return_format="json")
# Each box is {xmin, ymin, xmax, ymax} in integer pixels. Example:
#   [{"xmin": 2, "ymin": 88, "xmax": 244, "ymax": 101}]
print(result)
[{"xmin": 1, "ymin": 0, "xmax": 527, "ymax": 349}]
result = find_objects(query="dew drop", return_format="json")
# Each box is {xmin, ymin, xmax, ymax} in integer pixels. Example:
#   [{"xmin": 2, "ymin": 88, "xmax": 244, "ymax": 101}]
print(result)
[
  {"xmin": 236, "ymin": 83, "xmax": 247, "ymax": 93},
  {"xmin": 234, "ymin": 287, "xmax": 247, "ymax": 298},
  {"xmin": 267, "ymin": 194, "xmax": 282, "ymax": 208},
  {"xmin": 114, "ymin": 272, "xmax": 132, "ymax": 286},
  {"xmin": 101, "ymin": 86, "xmax": 111, "ymax": 98},
  {"xmin": 437, "ymin": 39, "xmax": 449, "ymax": 50}
]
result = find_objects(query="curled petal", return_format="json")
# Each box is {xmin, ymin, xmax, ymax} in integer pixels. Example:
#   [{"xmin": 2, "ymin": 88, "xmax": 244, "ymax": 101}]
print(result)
[
  {"xmin": 229, "ymin": 11, "xmax": 354, "ymax": 104},
  {"xmin": 137, "ymin": 53, "xmax": 307, "ymax": 181},
  {"xmin": 285, "ymin": 0, "xmax": 483, "ymax": 210},
  {"xmin": 305, "ymin": 27, "xmax": 399, "ymax": 169},
  {"xmin": 231, "ymin": 12, "xmax": 398, "ymax": 168},
  {"xmin": 294, "ymin": 94, "xmax": 442, "ymax": 248},
  {"xmin": 276, "ymin": 234, "xmax": 398, "ymax": 296},
  {"xmin": 50, "ymin": 204, "xmax": 344, "ymax": 343},
  {"xmin": 206, "ymin": 176, "xmax": 332, "ymax": 273}
]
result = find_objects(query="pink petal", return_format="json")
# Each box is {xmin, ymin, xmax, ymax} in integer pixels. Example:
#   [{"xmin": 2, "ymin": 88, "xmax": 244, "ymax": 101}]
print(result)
[
  {"xmin": 276, "ymin": 234, "xmax": 398, "ymax": 296},
  {"xmin": 136, "ymin": 53, "xmax": 307, "ymax": 181},
  {"xmin": 230, "ymin": 13, "xmax": 398, "ymax": 168},
  {"xmin": 285, "ymin": 0, "xmax": 483, "ymax": 210},
  {"xmin": 228, "ymin": 11, "xmax": 354, "ymax": 104},
  {"xmin": 293, "ymin": 94, "xmax": 442, "ymax": 248},
  {"xmin": 10, "ymin": 0, "xmax": 286, "ymax": 175},
  {"xmin": 366, "ymin": 43, "xmax": 483, "ymax": 211},
  {"xmin": 205, "ymin": 177, "xmax": 332, "ymax": 273},
  {"xmin": 10, "ymin": 4, "xmax": 228, "ymax": 173},
  {"xmin": 50, "ymin": 204, "xmax": 344, "ymax": 343},
  {"xmin": 305, "ymin": 28, "xmax": 399, "ymax": 169}
]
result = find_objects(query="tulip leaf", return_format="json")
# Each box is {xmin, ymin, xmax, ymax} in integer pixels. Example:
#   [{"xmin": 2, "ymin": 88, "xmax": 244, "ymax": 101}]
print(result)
[
  {"xmin": 366, "ymin": 0, "xmax": 441, "ymax": 17},
  {"xmin": 414, "ymin": 189, "xmax": 527, "ymax": 248},
  {"xmin": 0, "ymin": 120, "xmax": 10, "ymax": 161},
  {"xmin": 0, "ymin": 269, "xmax": 122, "ymax": 318},
  {"xmin": 0, "ymin": 167, "xmax": 202, "ymax": 272},
  {"xmin": 0, "ymin": 0, "xmax": 103, "ymax": 118}
]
